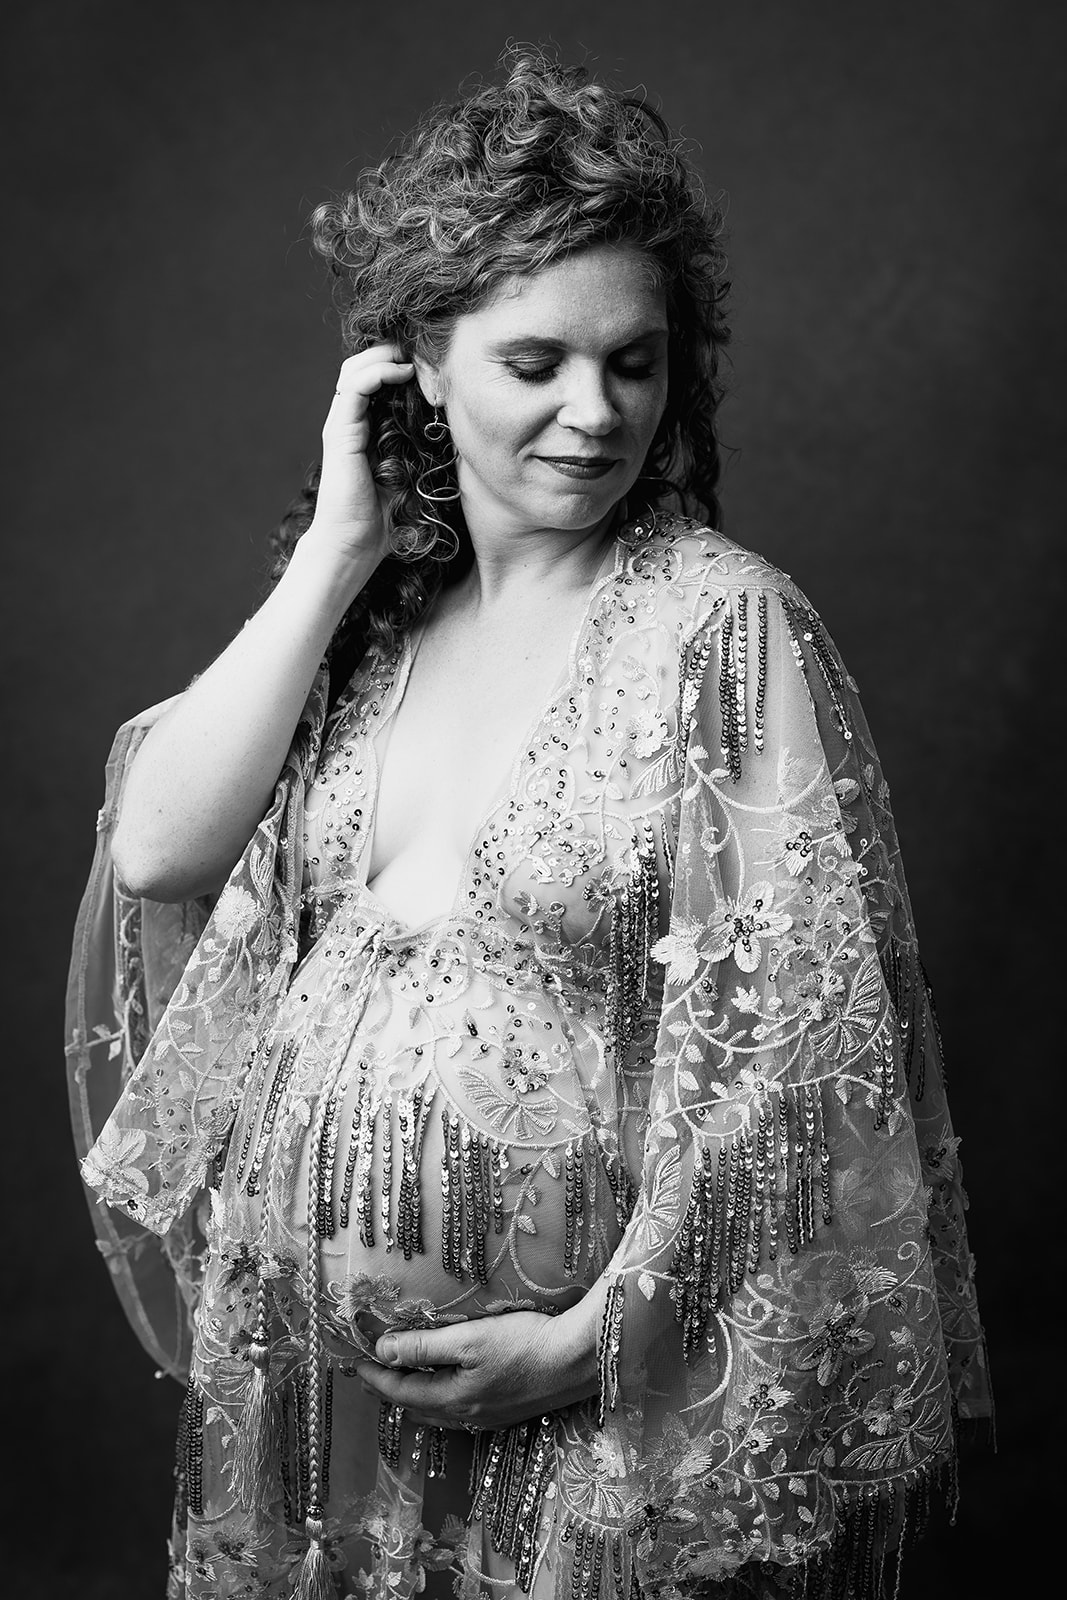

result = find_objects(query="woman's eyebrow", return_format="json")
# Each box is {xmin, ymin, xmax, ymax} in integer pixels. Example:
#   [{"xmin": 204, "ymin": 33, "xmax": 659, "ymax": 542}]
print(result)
[{"xmin": 491, "ymin": 327, "xmax": 669, "ymax": 355}]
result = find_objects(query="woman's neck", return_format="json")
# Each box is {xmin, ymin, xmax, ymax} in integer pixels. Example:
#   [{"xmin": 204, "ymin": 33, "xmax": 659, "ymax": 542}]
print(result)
[{"xmin": 456, "ymin": 507, "xmax": 620, "ymax": 610}]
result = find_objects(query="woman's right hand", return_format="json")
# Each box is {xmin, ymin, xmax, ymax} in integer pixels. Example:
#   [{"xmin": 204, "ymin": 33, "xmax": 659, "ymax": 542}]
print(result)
[{"xmin": 304, "ymin": 343, "xmax": 416, "ymax": 568}]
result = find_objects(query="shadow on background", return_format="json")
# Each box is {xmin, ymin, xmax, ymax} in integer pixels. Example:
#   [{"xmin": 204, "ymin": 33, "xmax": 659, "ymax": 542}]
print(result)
[{"xmin": 3, "ymin": 0, "xmax": 1062, "ymax": 1593}]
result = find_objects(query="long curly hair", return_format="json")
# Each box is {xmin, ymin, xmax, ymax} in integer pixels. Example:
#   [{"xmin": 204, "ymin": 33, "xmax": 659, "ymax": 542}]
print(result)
[{"xmin": 268, "ymin": 48, "xmax": 730, "ymax": 677}]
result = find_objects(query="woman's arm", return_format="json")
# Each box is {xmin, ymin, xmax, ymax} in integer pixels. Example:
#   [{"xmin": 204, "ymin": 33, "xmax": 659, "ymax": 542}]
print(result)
[
  {"xmin": 111, "ymin": 346, "xmax": 415, "ymax": 902},
  {"xmin": 111, "ymin": 536, "xmax": 376, "ymax": 902}
]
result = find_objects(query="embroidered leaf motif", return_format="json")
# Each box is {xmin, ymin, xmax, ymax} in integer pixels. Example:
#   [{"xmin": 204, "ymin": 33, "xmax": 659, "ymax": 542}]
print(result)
[
  {"xmin": 632, "ymin": 1146, "xmax": 681, "ymax": 1252},
  {"xmin": 457, "ymin": 1069, "xmax": 557, "ymax": 1138},
  {"xmin": 516, "ymin": 1214, "xmax": 537, "ymax": 1235}
]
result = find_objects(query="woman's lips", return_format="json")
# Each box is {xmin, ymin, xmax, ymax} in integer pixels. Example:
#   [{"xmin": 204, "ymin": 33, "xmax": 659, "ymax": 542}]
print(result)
[{"xmin": 536, "ymin": 456, "xmax": 619, "ymax": 480}]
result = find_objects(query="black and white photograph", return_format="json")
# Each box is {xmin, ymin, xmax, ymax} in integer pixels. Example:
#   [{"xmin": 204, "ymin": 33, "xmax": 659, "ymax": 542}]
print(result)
[{"xmin": 3, "ymin": 3, "xmax": 1060, "ymax": 1596}]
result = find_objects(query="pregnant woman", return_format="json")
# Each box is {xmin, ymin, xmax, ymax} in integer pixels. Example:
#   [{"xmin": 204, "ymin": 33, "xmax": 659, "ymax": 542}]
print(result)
[{"xmin": 67, "ymin": 49, "xmax": 990, "ymax": 1600}]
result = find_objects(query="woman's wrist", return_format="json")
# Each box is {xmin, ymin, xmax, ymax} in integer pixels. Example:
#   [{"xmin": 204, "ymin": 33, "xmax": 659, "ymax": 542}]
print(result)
[
  {"xmin": 282, "ymin": 524, "xmax": 383, "ymax": 629},
  {"xmin": 551, "ymin": 1279, "xmax": 609, "ymax": 1401}
]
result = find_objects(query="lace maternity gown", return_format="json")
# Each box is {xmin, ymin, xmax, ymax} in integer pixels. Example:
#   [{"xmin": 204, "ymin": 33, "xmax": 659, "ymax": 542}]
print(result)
[{"xmin": 68, "ymin": 518, "xmax": 990, "ymax": 1600}]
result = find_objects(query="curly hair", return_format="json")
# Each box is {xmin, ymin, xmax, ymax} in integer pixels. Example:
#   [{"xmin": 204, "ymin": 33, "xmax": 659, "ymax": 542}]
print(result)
[{"xmin": 268, "ymin": 47, "xmax": 730, "ymax": 673}]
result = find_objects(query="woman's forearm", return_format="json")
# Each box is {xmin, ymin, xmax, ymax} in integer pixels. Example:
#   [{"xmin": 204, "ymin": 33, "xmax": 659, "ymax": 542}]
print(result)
[{"xmin": 111, "ymin": 532, "xmax": 380, "ymax": 902}]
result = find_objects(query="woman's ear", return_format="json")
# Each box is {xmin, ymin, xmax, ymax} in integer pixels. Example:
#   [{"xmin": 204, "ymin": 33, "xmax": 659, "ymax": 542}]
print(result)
[{"xmin": 412, "ymin": 354, "xmax": 443, "ymax": 409}]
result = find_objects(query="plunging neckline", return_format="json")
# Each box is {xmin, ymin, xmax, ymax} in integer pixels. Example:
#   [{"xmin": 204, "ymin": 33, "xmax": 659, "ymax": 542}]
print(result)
[{"xmin": 355, "ymin": 535, "xmax": 623, "ymax": 938}]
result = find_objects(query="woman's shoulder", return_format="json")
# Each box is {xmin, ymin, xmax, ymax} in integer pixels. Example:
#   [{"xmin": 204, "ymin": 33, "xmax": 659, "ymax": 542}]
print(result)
[{"xmin": 620, "ymin": 512, "xmax": 815, "ymax": 627}]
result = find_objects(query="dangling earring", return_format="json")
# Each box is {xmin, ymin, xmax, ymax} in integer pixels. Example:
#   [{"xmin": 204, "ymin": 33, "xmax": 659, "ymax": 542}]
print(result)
[{"xmin": 424, "ymin": 404, "xmax": 450, "ymax": 444}]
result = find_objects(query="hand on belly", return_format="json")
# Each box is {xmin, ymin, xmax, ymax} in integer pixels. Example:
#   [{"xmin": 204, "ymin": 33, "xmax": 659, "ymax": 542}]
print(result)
[{"xmin": 353, "ymin": 1297, "xmax": 602, "ymax": 1432}]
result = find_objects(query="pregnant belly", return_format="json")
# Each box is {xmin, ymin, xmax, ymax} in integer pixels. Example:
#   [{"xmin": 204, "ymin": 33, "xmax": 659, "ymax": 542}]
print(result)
[{"xmin": 233, "ymin": 1068, "xmax": 626, "ymax": 1349}]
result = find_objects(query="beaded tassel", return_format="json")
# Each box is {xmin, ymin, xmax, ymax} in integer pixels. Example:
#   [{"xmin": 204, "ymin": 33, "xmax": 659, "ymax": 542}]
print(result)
[
  {"xmin": 234, "ymin": 1032, "xmax": 300, "ymax": 1522},
  {"xmin": 184, "ymin": 1382, "xmax": 204, "ymax": 1518},
  {"xmin": 781, "ymin": 597, "xmax": 853, "ymax": 743},
  {"xmin": 231, "ymin": 1276, "xmax": 283, "ymax": 1510},
  {"xmin": 356, "ymin": 1089, "xmax": 379, "ymax": 1249},
  {"xmin": 294, "ymin": 936, "xmax": 381, "ymax": 1599},
  {"xmin": 560, "ymin": 1517, "xmax": 632, "ymax": 1600},
  {"xmin": 872, "ymin": 1034, "xmax": 898, "ymax": 1131},
  {"xmin": 469, "ymin": 1414, "xmax": 557, "ymax": 1592},
  {"xmin": 608, "ymin": 824, "xmax": 660, "ymax": 1066},
  {"xmin": 659, "ymin": 811, "xmax": 676, "ymax": 903},
  {"xmin": 439, "ymin": 1106, "xmax": 500, "ymax": 1283},
  {"xmin": 785, "ymin": 1460, "xmax": 957, "ymax": 1600},
  {"xmin": 377, "ymin": 1401, "xmax": 405, "ymax": 1470},
  {"xmin": 426, "ymin": 1426, "xmax": 448, "ymax": 1479},
  {"xmin": 317, "ymin": 1080, "xmax": 345, "ymax": 1239},
  {"xmin": 604, "ymin": 1145, "xmax": 639, "ymax": 1232},
  {"xmin": 677, "ymin": 616, "xmax": 717, "ymax": 752},
  {"xmin": 233, "ymin": 1039, "xmax": 274, "ymax": 1185},
  {"xmin": 396, "ymin": 1087, "xmax": 428, "ymax": 1259},
  {"xmin": 596, "ymin": 1278, "xmax": 626, "ymax": 1426},
  {"xmin": 173, "ymin": 1384, "xmax": 190, "ymax": 1526},
  {"xmin": 735, "ymin": 588, "xmax": 749, "ymax": 755},
  {"xmin": 174, "ymin": 1379, "xmax": 204, "ymax": 1525},
  {"xmin": 718, "ymin": 604, "xmax": 742, "ymax": 780},
  {"xmin": 337, "ymin": 1069, "xmax": 369, "ymax": 1233},
  {"xmin": 754, "ymin": 591, "xmax": 768, "ymax": 754},
  {"xmin": 711, "ymin": 588, "xmax": 770, "ymax": 780},
  {"xmin": 886, "ymin": 938, "xmax": 930, "ymax": 1100},
  {"xmin": 671, "ymin": 1084, "xmax": 835, "ymax": 1361},
  {"xmin": 563, "ymin": 1134, "xmax": 591, "ymax": 1276},
  {"xmin": 242, "ymin": 1038, "xmax": 300, "ymax": 1196}
]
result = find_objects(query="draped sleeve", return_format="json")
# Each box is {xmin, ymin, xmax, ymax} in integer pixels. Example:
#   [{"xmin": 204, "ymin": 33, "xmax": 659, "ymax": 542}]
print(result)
[
  {"xmin": 591, "ymin": 564, "xmax": 990, "ymax": 1595},
  {"xmin": 65, "ymin": 673, "xmax": 329, "ymax": 1376}
]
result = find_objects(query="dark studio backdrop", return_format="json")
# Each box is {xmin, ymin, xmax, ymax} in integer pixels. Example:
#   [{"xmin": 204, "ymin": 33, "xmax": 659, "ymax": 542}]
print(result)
[{"xmin": 2, "ymin": 0, "xmax": 1062, "ymax": 1592}]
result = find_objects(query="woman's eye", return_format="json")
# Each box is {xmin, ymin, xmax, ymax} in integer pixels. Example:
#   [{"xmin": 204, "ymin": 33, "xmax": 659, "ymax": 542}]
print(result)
[
  {"xmin": 506, "ymin": 362, "xmax": 559, "ymax": 384},
  {"xmin": 504, "ymin": 358, "xmax": 657, "ymax": 384}
]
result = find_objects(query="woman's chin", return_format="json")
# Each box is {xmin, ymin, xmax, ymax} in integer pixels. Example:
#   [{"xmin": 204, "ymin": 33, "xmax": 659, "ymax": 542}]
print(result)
[{"xmin": 525, "ymin": 485, "xmax": 628, "ymax": 532}]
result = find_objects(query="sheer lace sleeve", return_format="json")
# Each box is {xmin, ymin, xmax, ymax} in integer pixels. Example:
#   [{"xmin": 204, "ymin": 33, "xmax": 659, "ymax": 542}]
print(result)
[
  {"xmin": 66, "ymin": 674, "xmax": 330, "ymax": 1371},
  {"xmin": 65, "ymin": 701, "xmax": 213, "ymax": 1377},
  {"xmin": 589, "ymin": 576, "xmax": 990, "ymax": 1596}
]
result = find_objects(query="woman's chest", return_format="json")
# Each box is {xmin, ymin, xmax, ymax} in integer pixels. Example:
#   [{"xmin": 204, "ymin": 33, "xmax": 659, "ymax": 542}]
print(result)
[
  {"xmin": 303, "ymin": 549, "xmax": 694, "ymax": 945},
  {"xmin": 368, "ymin": 609, "xmax": 587, "ymax": 886}
]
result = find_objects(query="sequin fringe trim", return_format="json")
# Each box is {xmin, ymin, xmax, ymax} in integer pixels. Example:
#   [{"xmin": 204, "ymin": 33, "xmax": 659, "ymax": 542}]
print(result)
[
  {"xmin": 559, "ymin": 1516, "xmax": 639, "ymax": 1600},
  {"xmin": 440, "ymin": 1104, "xmax": 507, "ymax": 1283},
  {"xmin": 469, "ymin": 1413, "xmax": 558, "ymax": 1592},
  {"xmin": 780, "ymin": 596, "xmax": 854, "ymax": 746},
  {"xmin": 173, "ymin": 1379, "xmax": 204, "ymax": 1522},
  {"xmin": 786, "ymin": 1456, "xmax": 959, "ymax": 1600},
  {"xmin": 596, "ymin": 1277, "xmax": 626, "ymax": 1427},
  {"xmin": 885, "ymin": 938, "xmax": 932, "ymax": 1101},
  {"xmin": 410, "ymin": 1420, "xmax": 449, "ymax": 1478},
  {"xmin": 670, "ymin": 1082, "xmax": 834, "ymax": 1362},
  {"xmin": 608, "ymin": 823, "xmax": 661, "ymax": 1063},
  {"xmin": 676, "ymin": 589, "xmax": 776, "ymax": 785},
  {"xmin": 173, "ymin": 1378, "xmax": 204, "ymax": 1526}
]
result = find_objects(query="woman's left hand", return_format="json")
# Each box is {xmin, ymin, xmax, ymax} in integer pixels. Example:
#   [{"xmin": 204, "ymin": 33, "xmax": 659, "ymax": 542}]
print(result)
[{"xmin": 354, "ymin": 1303, "xmax": 601, "ymax": 1432}]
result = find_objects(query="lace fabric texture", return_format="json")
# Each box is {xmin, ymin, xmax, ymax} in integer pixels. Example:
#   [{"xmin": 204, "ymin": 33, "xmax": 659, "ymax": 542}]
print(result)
[{"xmin": 67, "ymin": 519, "xmax": 990, "ymax": 1599}]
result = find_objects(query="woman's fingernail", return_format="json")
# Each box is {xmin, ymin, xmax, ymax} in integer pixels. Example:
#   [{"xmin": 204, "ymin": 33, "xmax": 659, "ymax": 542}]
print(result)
[{"xmin": 378, "ymin": 1336, "xmax": 399, "ymax": 1366}]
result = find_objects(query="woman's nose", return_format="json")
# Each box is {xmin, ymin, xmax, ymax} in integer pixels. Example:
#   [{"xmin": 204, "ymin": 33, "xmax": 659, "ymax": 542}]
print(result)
[{"xmin": 556, "ymin": 369, "xmax": 620, "ymax": 436}]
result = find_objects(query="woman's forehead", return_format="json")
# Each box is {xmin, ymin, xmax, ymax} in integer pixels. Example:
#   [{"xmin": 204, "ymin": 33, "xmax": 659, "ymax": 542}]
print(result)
[{"xmin": 459, "ymin": 244, "xmax": 668, "ymax": 348}]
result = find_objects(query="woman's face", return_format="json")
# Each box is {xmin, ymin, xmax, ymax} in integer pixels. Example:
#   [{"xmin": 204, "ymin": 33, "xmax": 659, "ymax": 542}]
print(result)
[{"xmin": 419, "ymin": 243, "xmax": 669, "ymax": 543}]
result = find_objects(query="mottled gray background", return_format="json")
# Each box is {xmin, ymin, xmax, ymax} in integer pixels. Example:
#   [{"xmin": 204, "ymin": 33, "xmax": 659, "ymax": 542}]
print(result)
[{"xmin": 3, "ymin": 0, "xmax": 1062, "ymax": 1591}]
